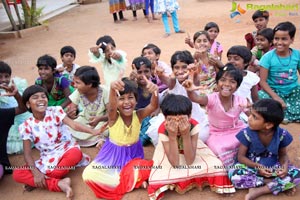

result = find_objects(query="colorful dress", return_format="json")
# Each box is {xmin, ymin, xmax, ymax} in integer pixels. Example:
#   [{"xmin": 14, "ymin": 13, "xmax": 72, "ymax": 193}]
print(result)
[
  {"xmin": 82, "ymin": 111, "xmax": 153, "ymax": 199},
  {"xmin": 18, "ymin": 106, "xmax": 90, "ymax": 174},
  {"xmin": 109, "ymin": 0, "xmax": 126, "ymax": 14},
  {"xmin": 125, "ymin": 0, "xmax": 144, "ymax": 10},
  {"xmin": 245, "ymin": 30, "xmax": 257, "ymax": 49},
  {"xmin": 209, "ymin": 40, "xmax": 223, "ymax": 56},
  {"xmin": 148, "ymin": 118, "xmax": 236, "ymax": 200},
  {"xmin": 68, "ymin": 86, "xmax": 109, "ymax": 147},
  {"xmin": 205, "ymin": 92, "xmax": 247, "ymax": 167},
  {"xmin": 56, "ymin": 63, "xmax": 80, "ymax": 86},
  {"xmin": 228, "ymin": 127, "xmax": 300, "ymax": 195},
  {"xmin": 35, "ymin": 73, "xmax": 73, "ymax": 106},
  {"xmin": 258, "ymin": 48, "xmax": 300, "ymax": 122},
  {"xmin": 0, "ymin": 77, "xmax": 32, "ymax": 154},
  {"xmin": 88, "ymin": 49, "xmax": 127, "ymax": 90}
]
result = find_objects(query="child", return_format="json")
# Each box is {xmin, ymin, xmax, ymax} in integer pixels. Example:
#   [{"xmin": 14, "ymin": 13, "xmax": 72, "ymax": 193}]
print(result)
[
  {"xmin": 183, "ymin": 64, "xmax": 248, "ymax": 167},
  {"xmin": 245, "ymin": 10, "xmax": 269, "ymax": 50},
  {"xmin": 56, "ymin": 45, "xmax": 80, "ymax": 86},
  {"xmin": 67, "ymin": 66, "xmax": 109, "ymax": 147},
  {"xmin": 141, "ymin": 43, "xmax": 172, "ymax": 93},
  {"xmin": 228, "ymin": 99, "xmax": 300, "ymax": 199},
  {"xmin": 13, "ymin": 85, "xmax": 101, "ymax": 198},
  {"xmin": 143, "ymin": 0, "xmax": 158, "ymax": 22},
  {"xmin": 82, "ymin": 77, "xmax": 158, "ymax": 199},
  {"xmin": 251, "ymin": 28, "xmax": 274, "ymax": 61},
  {"xmin": 258, "ymin": 21, "xmax": 300, "ymax": 123},
  {"xmin": 89, "ymin": 35, "xmax": 127, "ymax": 90},
  {"xmin": 109, "ymin": 0, "xmax": 127, "ymax": 23},
  {"xmin": 0, "ymin": 81, "xmax": 26, "ymax": 179},
  {"xmin": 148, "ymin": 93, "xmax": 236, "ymax": 199},
  {"xmin": 154, "ymin": 0, "xmax": 185, "ymax": 37},
  {"xmin": 35, "ymin": 54, "xmax": 73, "ymax": 108},
  {"xmin": 0, "ymin": 61, "xmax": 31, "ymax": 154},
  {"xmin": 227, "ymin": 45, "xmax": 260, "ymax": 103},
  {"xmin": 126, "ymin": 0, "xmax": 144, "ymax": 21}
]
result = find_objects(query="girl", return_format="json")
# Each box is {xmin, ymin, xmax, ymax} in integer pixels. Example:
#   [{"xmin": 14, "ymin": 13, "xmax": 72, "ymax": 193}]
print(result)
[
  {"xmin": 13, "ymin": 85, "xmax": 102, "ymax": 199},
  {"xmin": 82, "ymin": 77, "xmax": 158, "ymax": 199},
  {"xmin": 148, "ymin": 94, "xmax": 236, "ymax": 199},
  {"xmin": 183, "ymin": 64, "xmax": 248, "ymax": 167},
  {"xmin": 141, "ymin": 43, "xmax": 172, "ymax": 93},
  {"xmin": 228, "ymin": 99, "xmax": 300, "ymax": 199},
  {"xmin": 89, "ymin": 35, "xmax": 127, "ymax": 90},
  {"xmin": 126, "ymin": 0, "xmax": 144, "ymax": 21},
  {"xmin": 67, "ymin": 66, "xmax": 109, "ymax": 147},
  {"xmin": 0, "ymin": 61, "xmax": 31, "ymax": 154},
  {"xmin": 245, "ymin": 10, "xmax": 269, "ymax": 50},
  {"xmin": 35, "ymin": 54, "xmax": 73, "ymax": 108},
  {"xmin": 109, "ymin": 0, "xmax": 127, "ymax": 23},
  {"xmin": 259, "ymin": 21, "xmax": 300, "ymax": 123}
]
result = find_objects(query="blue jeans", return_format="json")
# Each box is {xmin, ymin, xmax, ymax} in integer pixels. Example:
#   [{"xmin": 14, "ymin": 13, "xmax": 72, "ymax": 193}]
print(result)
[{"xmin": 161, "ymin": 11, "xmax": 180, "ymax": 34}]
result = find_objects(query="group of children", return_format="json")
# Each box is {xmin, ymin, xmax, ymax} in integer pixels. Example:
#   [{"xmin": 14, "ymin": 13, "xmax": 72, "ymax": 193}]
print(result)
[{"xmin": 0, "ymin": 9, "xmax": 300, "ymax": 200}]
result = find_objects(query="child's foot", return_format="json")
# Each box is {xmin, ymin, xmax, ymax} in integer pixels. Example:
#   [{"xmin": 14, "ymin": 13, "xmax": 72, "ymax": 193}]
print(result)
[
  {"xmin": 284, "ymin": 187, "xmax": 296, "ymax": 196},
  {"xmin": 114, "ymin": 20, "xmax": 121, "ymax": 24},
  {"xmin": 133, "ymin": 17, "xmax": 137, "ymax": 21},
  {"xmin": 141, "ymin": 181, "xmax": 148, "ymax": 189},
  {"xmin": 175, "ymin": 30, "xmax": 185, "ymax": 34},
  {"xmin": 120, "ymin": 18, "xmax": 128, "ymax": 22},
  {"xmin": 163, "ymin": 33, "xmax": 171, "ymax": 38},
  {"xmin": 23, "ymin": 184, "xmax": 36, "ymax": 192},
  {"xmin": 245, "ymin": 186, "xmax": 270, "ymax": 200},
  {"xmin": 58, "ymin": 177, "xmax": 73, "ymax": 200}
]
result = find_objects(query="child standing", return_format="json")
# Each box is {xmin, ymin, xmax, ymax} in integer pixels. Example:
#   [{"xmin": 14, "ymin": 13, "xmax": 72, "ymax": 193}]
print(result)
[
  {"xmin": 109, "ymin": 0, "xmax": 127, "ymax": 23},
  {"xmin": 148, "ymin": 94, "xmax": 235, "ymax": 199},
  {"xmin": 35, "ymin": 54, "xmax": 73, "ymax": 108},
  {"xmin": 143, "ymin": 0, "xmax": 158, "ymax": 22},
  {"xmin": 154, "ymin": 0, "xmax": 185, "ymax": 37},
  {"xmin": 228, "ymin": 99, "xmax": 300, "ymax": 199},
  {"xmin": 13, "ymin": 85, "xmax": 101, "ymax": 198},
  {"xmin": 0, "ymin": 61, "xmax": 31, "ymax": 154},
  {"xmin": 245, "ymin": 10, "xmax": 269, "ymax": 50},
  {"xmin": 82, "ymin": 77, "xmax": 158, "ymax": 199},
  {"xmin": 183, "ymin": 64, "xmax": 248, "ymax": 167},
  {"xmin": 259, "ymin": 21, "xmax": 300, "ymax": 123},
  {"xmin": 56, "ymin": 46, "xmax": 80, "ymax": 86},
  {"xmin": 89, "ymin": 35, "xmax": 127, "ymax": 90},
  {"xmin": 0, "ymin": 81, "xmax": 26, "ymax": 179},
  {"xmin": 67, "ymin": 66, "xmax": 109, "ymax": 147},
  {"xmin": 126, "ymin": 0, "xmax": 144, "ymax": 21}
]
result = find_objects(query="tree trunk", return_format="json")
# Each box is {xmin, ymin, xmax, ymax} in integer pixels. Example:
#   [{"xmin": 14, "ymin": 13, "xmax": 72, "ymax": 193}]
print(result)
[
  {"xmin": 13, "ymin": 0, "xmax": 24, "ymax": 29},
  {"xmin": 1, "ymin": 0, "xmax": 19, "ymax": 31},
  {"xmin": 30, "ymin": 0, "xmax": 36, "ymax": 27},
  {"xmin": 21, "ymin": 0, "xmax": 31, "ymax": 28}
]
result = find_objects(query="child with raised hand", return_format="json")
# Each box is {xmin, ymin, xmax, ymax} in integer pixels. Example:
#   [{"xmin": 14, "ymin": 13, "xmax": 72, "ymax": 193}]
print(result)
[
  {"xmin": 141, "ymin": 43, "xmax": 172, "ymax": 93},
  {"xmin": 56, "ymin": 45, "xmax": 80, "ymax": 86},
  {"xmin": 259, "ymin": 21, "xmax": 300, "ymax": 123},
  {"xmin": 67, "ymin": 66, "xmax": 109, "ymax": 147},
  {"xmin": 245, "ymin": 10, "xmax": 269, "ymax": 50},
  {"xmin": 183, "ymin": 63, "xmax": 249, "ymax": 167},
  {"xmin": 228, "ymin": 99, "xmax": 300, "ymax": 199},
  {"xmin": 148, "ymin": 93, "xmax": 235, "ymax": 199},
  {"xmin": 0, "ymin": 61, "xmax": 31, "ymax": 154},
  {"xmin": 0, "ymin": 81, "xmax": 26, "ymax": 179},
  {"xmin": 82, "ymin": 77, "xmax": 158, "ymax": 199},
  {"xmin": 35, "ymin": 54, "xmax": 73, "ymax": 109},
  {"xmin": 13, "ymin": 85, "xmax": 103, "ymax": 198},
  {"xmin": 89, "ymin": 35, "xmax": 127, "ymax": 90}
]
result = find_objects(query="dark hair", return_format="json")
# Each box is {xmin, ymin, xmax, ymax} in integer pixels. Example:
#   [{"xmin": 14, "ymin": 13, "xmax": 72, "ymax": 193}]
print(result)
[
  {"xmin": 193, "ymin": 30, "xmax": 210, "ymax": 43},
  {"xmin": 74, "ymin": 66, "xmax": 100, "ymax": 87},
  {"xmin": 252, "ymin": 10, "xmax": 269, "ymax": 21},
  {"xmin": 132, "ymin": 56, "xmax": 151, "ymax": 70},
  {"xmin": 273, "ymin": 21, "xmax": 296, "ymax": 39},
  {"xmin": 60, "ymin": 46, "xmax": 76, "ymax": 58},
  {"xmin": 161, "ymin": 94, "xmax": 192, "ymax": 116},
  {"xmin": 96, "ymin": 35, "xmax": 116, "ymax": 52},
  {"xmin": 0, "ymin": 61, "xmax": 12, "ymax": 75},
  {"xmin": 216, "ymin": 63, "xmax": 243, "ymax": 88},
  {"xmin": 252, "ymin": 99, "xmax": 284, "ymax": 129},
  {"xmin": 22, "ymin": 85, "xmax": 49, "ymax": 113},
  {"xmin": 36, "ymin": 54, "xmax": 57, "ymax": 70},
  {"xmin": 204, "ymin": 22, "xmax": 220, "ymax": 32},
  {"xmin": 119, "ymin": 77, "xmax": 138, "ymax": 100},
  {"xmin": 257, "ymin": 28, "xmax": 274, "ymax": 43},
  {"xmin": 170, "ymin": 50, "xmax": 194, "ymax": 68},
  {"xmin": 227, "ymin": 45, "xmax": 252, "ymax": 69},
  {"xmin": 141, "ymin": 43, "xmax": 161, "ymax": 56}
]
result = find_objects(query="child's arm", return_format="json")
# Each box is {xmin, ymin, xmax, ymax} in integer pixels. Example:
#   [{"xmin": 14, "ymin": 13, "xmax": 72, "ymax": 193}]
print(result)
[
  {"xmin": 23, "ymin": 140, "xmax": 46, "ymax": 188},
  {"xmin": 60, "ymin": 88, "xmax": 72, "ymax": 109},
  {"xmin": 137, "ymin": 76, "xmax": 159, "ymax": 121},
  {"xmin": 259, "ymin": 67, "xmax": 286, "ymax": 108},
  {"xmin": 184, "ymin": 32, "xmax": 194, "ymax": 48},
  {"xmin": 276, "ymin": 147, "xmax": 289, "ymax": 178},
  {"xmin": 63, "ymin": 115, "xmax": 104, "ymax": 135},
  {"xmin": 250, "ymin": 85, "xmax": 259, "ymax": 103},
  {"xmin": 66, "ymin": 102, "xmax": 78, "ymax": 119},
  {"xmin": 88, "ymin": 104, "xmax": 109, "ymax": 127},
  {"xmin": 155, "ymin": 63, "xmax": 176, "ymax": 90},
  {"xmin": 182, "ymin": 79, "xmax": 208, "ymax": 106},
  {"xmin": 108, "ymin": 80, "xmax": 124, "ymax": 126}
]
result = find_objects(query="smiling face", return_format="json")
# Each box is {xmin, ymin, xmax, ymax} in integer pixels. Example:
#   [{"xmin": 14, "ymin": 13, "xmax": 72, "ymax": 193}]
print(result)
[
  {"xmin": 142, "ymin": 48, "xmax": 159, "ymax": 63},
  {"xmin": 103, "ymin": 43, "xmax": 116, "ymax": 60},
  {"xmin": 217, "ymin": 74, "xmax": 238, "ymax": 97},
  {"xmin": 117, "ymin": 92, "xmax": 137, "ymax": 117},
  {"xmin": 256, "ymin": 35, "xmax": 272, "ymax": 52},
  {"xmin": 194, "ymin": 34, "xmax": 211, "ymax": 51},
  {"xmin": 38, "ymin": 65, "xmax": 55, "ymax": 81},
  {"xmin": 0, "ymin": 72, "xmax": 11, "ymax": 86},
  {"xmin": 172, "ymin": 60, "xmax": 189, "ymax": 84},
  {"xmin": 273, "ymin": 30, "xmax": 294, "ymax": 55},
  {"xmin": 207, "ymin": 27, "xmax": 219, "ymax": 41},
  {"xmin": 73, "ymin": 76, "xmax": 90, "ymax": 94},
  {"xmin": 254, "ymin": 17, "xmax": 268, "ymax": 31},
  {"xmin": 26, "ymin": 92, "xmax": 48, "ymax": 115},
  {"xmin": 227, "ymin": 54, "xmax": 245, "ymax": 70}
]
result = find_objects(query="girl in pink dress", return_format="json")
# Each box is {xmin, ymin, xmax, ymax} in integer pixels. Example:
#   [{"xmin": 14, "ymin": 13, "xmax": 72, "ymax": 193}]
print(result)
[{"xmin": 183, "ymin": 63, "xmax": 249, "ymax": 167}]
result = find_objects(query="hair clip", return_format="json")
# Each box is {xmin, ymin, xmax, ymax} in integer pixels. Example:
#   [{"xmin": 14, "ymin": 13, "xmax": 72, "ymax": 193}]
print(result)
[
  {"xmin": 223, "ymin": 66, "xmax": 228, "ymax": 71},
  {"xmin": 143, "ymin": 43, "xmax": 149, "ymax": 48}
]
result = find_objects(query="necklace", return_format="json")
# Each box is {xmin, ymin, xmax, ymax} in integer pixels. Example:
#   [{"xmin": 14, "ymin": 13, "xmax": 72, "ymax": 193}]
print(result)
[{"xmin": 275, "ymin": 49, "xmax": 291, "ymax": 67}]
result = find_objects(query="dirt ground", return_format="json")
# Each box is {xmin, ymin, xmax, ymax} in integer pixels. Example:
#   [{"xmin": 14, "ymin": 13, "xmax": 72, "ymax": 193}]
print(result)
[{"xmin": 0, "ymin": 0, "xmax": 300, "ymax": 199}]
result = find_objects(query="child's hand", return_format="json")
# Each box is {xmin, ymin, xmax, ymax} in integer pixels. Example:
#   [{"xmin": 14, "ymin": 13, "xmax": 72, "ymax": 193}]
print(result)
[
  {"xmin": 66, "ymin": 105, "xmax": 78, "ymax": 119},
  {"xmin": 178, "ymin": 115, "xmax": 190, "ymax": 136},
  {"xmin": 129, "ymin": 64, "xmax": 138, "ymax": 81},
  {"xmin": 111, "ymin": 79, "xmax": 125, "ymax": 93},
  {"xmin": 0, "ymin": 80, "xmax": 18, "ymax": 97},
  {"xmin": 143, "ymin": 75, "xmax": 158, "ymax": 96},
  {"xmin": 155, "ymin": 65, "xmax": 165, "ymax": 77},
  {"xmin": 111, "ymin": 51, "xmax": 121, "ymax": 61},
  {"xmin": 273, "ymin": 96, "xmax": 287, "ymax": 109},
  {"xmin": 275, "ymin": 167, "xmax": 288, "ymax": 178},
  {"xmin": 257, "ymin": 166, "xmax": 273, "ymax": 178},
  {"xmin": 92, "ymin": 121, "xmax": 109, "ymax": 136},
  {"xmin": 184, "ymin": 32, "xmax": 194, "ymax": 48},
  {"xmin": 165, "ymin": 116, "xmax": 179, "ymax": 138},
  {"xmin": 88, "ymin": 116, "xmax": 101, "ymax": 128},
  {"xmin": 182, "ymin": 79, "xmax": 207, "ymax": 92},
  {"xmin": 90, "ymin": 45, "xmax": 101, "ymax": 57},
  {"xmin": 33, "ymin": 170, "xmax": 46, "ymax": 189}
]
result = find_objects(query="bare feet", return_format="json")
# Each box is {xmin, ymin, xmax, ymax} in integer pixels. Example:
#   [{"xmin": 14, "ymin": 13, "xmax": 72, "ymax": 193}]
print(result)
[
  {"xmin": 284, "ymin": 187, "xmax": 296, "ymax": 196},
  {"xmin": 245, "ymin": 186, "xmax": 271, "ymax": 200},
  {"xmin": 141, "ymin": 181, "xmax": 148, "ymax": 189},
  {"xmin": 23, "ymin": 184, "xmax": 36, "ymax": 192},
  {"xmin": 114, "ymin": 20, "xmax": 121, "ymax": 24},
  {"xmin": 120, "ymin": 18, "xmax": 128, "ymax": 22},
  {"xmin": 58, "ymin": 177, "xmax": 73, "ymax": 200},
  {"xmin": 163, "ymin": 33, "xmax": 171, "ymax": 38},
  {"xmin": 176, "ymin": 30, "xmax": 185, "ymax": 34}
]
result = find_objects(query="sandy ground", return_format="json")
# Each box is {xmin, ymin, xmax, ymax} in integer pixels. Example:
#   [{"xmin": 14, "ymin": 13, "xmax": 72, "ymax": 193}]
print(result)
[{"xmin": 0, "ymin": 0, "xmax": 300, "ymax": 199}]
